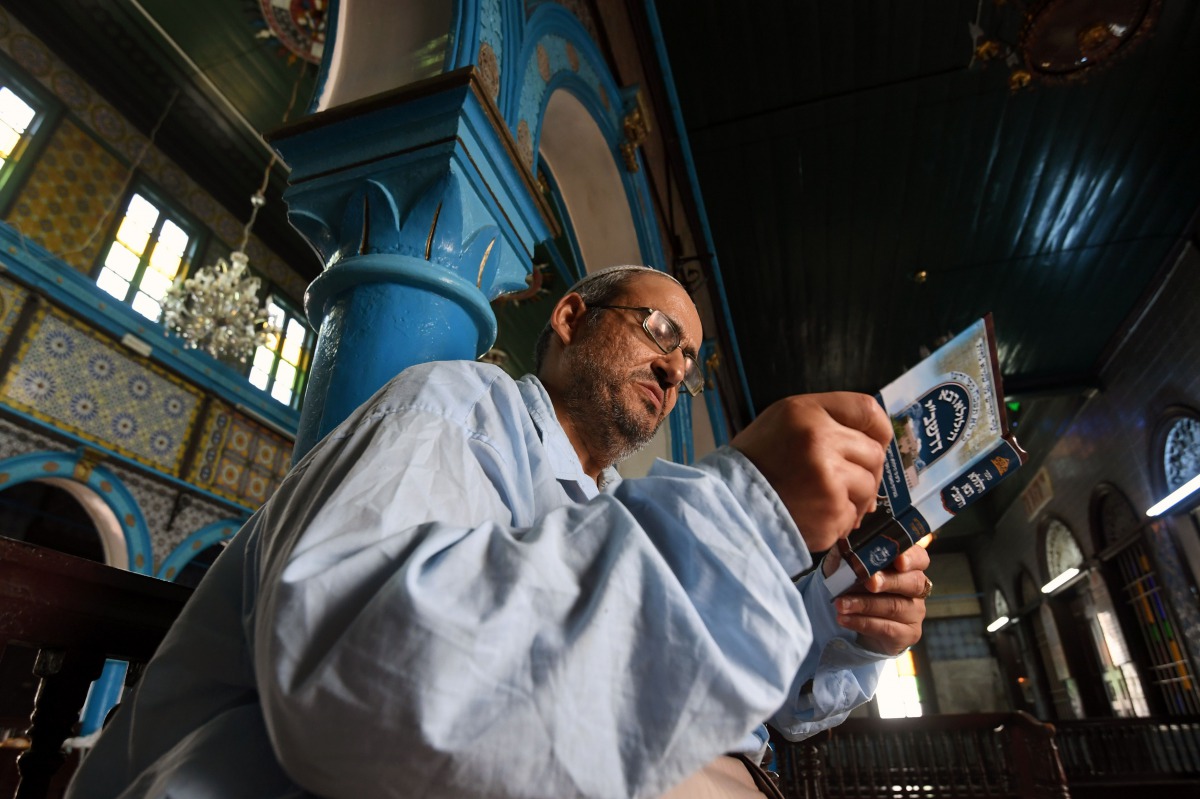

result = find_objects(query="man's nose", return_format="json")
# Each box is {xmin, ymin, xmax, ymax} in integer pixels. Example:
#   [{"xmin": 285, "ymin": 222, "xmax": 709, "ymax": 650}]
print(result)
[{"xmin": 651, "ymin": 349, "xmax": 686, "ymax": 388}]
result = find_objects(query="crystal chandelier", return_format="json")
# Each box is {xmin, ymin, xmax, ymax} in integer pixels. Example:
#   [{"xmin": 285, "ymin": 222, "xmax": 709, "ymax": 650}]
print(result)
[
  {"xmin": 160, "ymin": 249, "xmax": 277, "ymax": 362},
  {"xmin": 161, "ymin": 61, "xmax": 309, "ymax": 364}
]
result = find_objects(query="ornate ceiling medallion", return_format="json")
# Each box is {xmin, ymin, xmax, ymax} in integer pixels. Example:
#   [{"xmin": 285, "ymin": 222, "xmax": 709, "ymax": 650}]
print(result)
[
  {"xmin": 1019, "ymin": 0, "xmax": 1162, "ymax": 83},
  {"xmin": 258, "ymin": 0, "xmax": 328, "ymax": 65}
]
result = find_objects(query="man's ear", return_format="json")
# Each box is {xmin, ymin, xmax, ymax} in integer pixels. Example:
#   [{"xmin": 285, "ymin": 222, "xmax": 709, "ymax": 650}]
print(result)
[{"xmin": 549, "ymin": 292, "xmax": 588, "ymax": 347}]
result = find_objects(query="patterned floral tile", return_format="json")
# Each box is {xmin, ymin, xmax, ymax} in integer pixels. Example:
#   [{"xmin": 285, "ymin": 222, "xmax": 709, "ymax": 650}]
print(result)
[
  {"xmin": 186, "ymin": 400, "xmax": 231, "ymax": 486},
  {"xmin": 226, "ymin": 418, "xmax": 255, "ymax": 458},
  {"xmin": 185, "ymin": 397, "xmax": 292, "ymax": 509},
  {"xmin": 0, "ymin": 307, "xmax": 203, "ymax": 473},
  {"xmin": 4, "ymin": 120, "xmax": 127, "ymax": 275},
  {"xmin": 0, "ymin": 8, "xmax": 308, "ymax": 304},
  {"xmin": 253, "ymin": 436, "xmax": 280, "ymax": 471},
  {"xmin": 245, "ymin": 466, "xmax": 273, "ymax": 505},
  {"xmin": 108, "ymin": 461, "xmax": 174, "ymax": 555},
  {"xmin": 213, "ymin": 453, "xmax": 246, "ymax": 496},
  {"xmin": 0, "ymin": 275, "xmax": 30, "ymax": 351},
  {"xmin": 0, "ymin": 416, "xmax": 62, "ymax": 462}
]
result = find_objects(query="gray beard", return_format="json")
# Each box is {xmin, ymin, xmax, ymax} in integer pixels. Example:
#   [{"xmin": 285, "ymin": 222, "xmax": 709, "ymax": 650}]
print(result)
[{"xmin": 560, "ymin": 344, "xmax": 664, "ymax": 468}]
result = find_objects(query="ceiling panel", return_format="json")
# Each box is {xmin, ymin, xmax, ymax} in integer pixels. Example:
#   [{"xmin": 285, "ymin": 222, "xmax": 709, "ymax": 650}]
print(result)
[
  {"xmin": 6, "ymin": 0, "xmax": 319, "ymax": 279},
  {"xmin": 657, "ymin": 0, "xmax": 1200, "ymax": 525}
]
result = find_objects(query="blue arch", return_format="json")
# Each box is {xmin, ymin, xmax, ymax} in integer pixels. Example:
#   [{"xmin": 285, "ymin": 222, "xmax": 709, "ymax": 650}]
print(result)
[
  {"xmin": 508, "ymin": 9, "xmax": 669, "ymax": 271},
  {"xmin": 156, "ymin": 518, "xmax": 245, "ymax": 581},
  {"xmin": 449, "ymin": 0, "xmax": 479, "ymax": 70},
  {"xmin": 0, "ymin": 451, "xmax": 153, "ymax": 574},
  {"xmin": 533, "ymin": 72, "xmax": 668, "ymax": 272},
  {"xmin": 504, "ymin": 4, "xmax": 621, "ymax": 131}
]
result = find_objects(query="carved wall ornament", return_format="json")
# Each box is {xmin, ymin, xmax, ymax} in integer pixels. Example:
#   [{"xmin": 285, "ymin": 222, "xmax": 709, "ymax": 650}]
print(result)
[
  {"xmin": 1095, "ymin": 488, "xmax": 1140, "ymax": 548},
  {"xmin": 704, "ymin": 348, "xmax": 720, "ymax": 391},
  {"xmin": 1042, "ymin": 517, "xmax": 1084, "ymax": 583},
  {"xmin": 620, "ymin": 105, "xmax": 650, "ymax": 173},
  {"xmin": 517, "ymin": 119, "xmax": 534, "ymax": 170},
  {"xmin": 992, "ymin": 587, "xmax": 1011, "ymax": 620},
  {"xmin": 477, "ymin": 41, "xmax": 500, "ymax": 100}
]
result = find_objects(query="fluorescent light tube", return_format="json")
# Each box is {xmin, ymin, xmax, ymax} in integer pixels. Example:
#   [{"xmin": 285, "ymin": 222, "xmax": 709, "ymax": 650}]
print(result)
[
  {"xmin": 1146, "ymin": 473, "xmax": 1200, "ymax": 517},
  {"xmin": 1041, "ymin": 567, "xmax": 1080, "ymax": 594}
]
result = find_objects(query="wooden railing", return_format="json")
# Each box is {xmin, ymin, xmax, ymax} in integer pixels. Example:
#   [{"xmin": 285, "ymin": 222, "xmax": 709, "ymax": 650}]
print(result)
[
  {"xmin": 1054, "ymin": 716, "xmax": 1200, "ymax": 796},
  {"xmin": 0, "ymin": 539, "xmax": 191, "ymax": 799},
  {"xmin": 774, "ymin": 712, "xmax": 1070, "ymax": 798},
  {"xmin": 775, "ymin": 712, "xmax": 1200, "ymax": 799}
]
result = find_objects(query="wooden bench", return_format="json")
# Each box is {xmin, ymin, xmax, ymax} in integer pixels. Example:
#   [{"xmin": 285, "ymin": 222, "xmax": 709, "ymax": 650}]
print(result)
[{"xmin": 0, "ymin": 538, "xmax": 191, "ymax": 799}]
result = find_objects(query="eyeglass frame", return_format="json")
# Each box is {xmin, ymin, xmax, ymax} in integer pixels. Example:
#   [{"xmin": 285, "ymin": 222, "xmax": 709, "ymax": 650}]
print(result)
[{"xmin": 586, "ymin": 304, "xmax": 705, "ymax": 396}]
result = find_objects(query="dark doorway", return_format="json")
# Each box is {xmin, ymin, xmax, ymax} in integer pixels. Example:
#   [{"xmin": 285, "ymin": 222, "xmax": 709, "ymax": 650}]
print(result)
[
  {"xmin": 0, "ymin": 481, "xmax": 104, "ymax": 562},
  {"xmin": 0, "ymin": 480, "xmax": 104, "ymax": 795}
]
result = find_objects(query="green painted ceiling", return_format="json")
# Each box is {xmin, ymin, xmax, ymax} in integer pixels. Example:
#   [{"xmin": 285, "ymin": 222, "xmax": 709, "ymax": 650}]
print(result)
[{"xmin": 8, "ymin": 0, "xmax": 318, "ymax": 275}]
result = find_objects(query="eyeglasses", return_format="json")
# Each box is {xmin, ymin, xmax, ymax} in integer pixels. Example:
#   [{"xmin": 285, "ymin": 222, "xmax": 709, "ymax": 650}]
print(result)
[{"xmin": 588, "ymin": 304, "xmax": 704, "ymax": 396}]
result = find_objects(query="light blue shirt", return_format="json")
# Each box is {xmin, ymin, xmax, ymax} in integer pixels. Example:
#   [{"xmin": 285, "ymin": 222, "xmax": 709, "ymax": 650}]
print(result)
[{"xmin": 67, "ymin": 362, "xmax": 886, "ymax": 799}]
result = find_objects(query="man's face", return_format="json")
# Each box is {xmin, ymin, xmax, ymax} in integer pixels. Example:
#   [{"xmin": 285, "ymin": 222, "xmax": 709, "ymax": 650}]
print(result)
[{"xmin": 559, "ymin": 274, "xmax": 703, "ymax": 463}]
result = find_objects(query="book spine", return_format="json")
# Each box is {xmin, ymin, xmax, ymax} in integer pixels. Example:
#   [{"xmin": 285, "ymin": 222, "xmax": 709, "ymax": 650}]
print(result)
[
  {"xmin": 935, "ymin": 438, "xmax": 1026, "ymax": 516},
  {"xmin": 824, "ymin": 444, "xmax": 1020, "ymax": 597},
  {"xmin": 824, "ymin": 508, "xmax": 931, "ymax": 596}
]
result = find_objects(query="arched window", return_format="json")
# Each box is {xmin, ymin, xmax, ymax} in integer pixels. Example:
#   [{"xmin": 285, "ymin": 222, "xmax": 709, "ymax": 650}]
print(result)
[
  {"xmin": 1163, "ymin": 414, "xmax": 1200, "ymax": 494},
  {"xmin": 1091, "ymin": 483, "xmax": 1142, "ymax": 551},
  {"xmin": 1041, "ymin": 517, "xmax": 1084, "ymax": 592},
  {"xmin": 1151, "ymin": 406, "xmax": 1200, "ymax": 516}
]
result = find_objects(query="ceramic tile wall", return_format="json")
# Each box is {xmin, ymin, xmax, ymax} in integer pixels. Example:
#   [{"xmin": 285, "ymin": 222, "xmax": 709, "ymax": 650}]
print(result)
[
  {"xmin": 0, "ymin": 7, "xmax": 307, "ymax": 302},
  {"xmin": 5, "ymin": 120, "xmax": 126, "ymax": 274},
  {"xmin": 0, "ymin": 305, "xmax": 203, "ymax": 474},
  {"xmin": 186, "ymin": 398, "xmax": 292, "ymax": 507}
]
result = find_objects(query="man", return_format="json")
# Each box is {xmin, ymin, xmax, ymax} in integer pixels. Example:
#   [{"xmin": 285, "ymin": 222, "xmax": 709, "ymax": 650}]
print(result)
[{"xmin": 67, "ymin": 265, "xmax": 928, "ymax": 798}]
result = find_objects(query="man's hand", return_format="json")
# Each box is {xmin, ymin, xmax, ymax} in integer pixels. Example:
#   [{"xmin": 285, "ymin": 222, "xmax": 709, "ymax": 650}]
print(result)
[
  {"xmin": 731, "ymin": 393, "xmax": 892, "ymax": 552},
  {"xmin": 833, "ymin": 544, "xmax": 930, "ymax": 655}
]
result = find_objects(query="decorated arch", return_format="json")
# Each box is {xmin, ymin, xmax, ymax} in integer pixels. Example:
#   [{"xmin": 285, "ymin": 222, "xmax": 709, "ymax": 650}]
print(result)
[{"xmin": 0, "ymin": 450, "xmax": 152, "ymax": 574}]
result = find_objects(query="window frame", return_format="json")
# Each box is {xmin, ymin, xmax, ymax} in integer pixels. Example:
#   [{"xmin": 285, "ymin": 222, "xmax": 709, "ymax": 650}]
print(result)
[
  {"xmin": 92, "ymin": 179, "xmax": 201, "ymax": 324},
  {"xmin": 0, "ymin": 54, "xmax": 62, "ymax": 217},
  {"xmin": 249, "ymin": 290, "xmax": 313, "ymax": 411}
]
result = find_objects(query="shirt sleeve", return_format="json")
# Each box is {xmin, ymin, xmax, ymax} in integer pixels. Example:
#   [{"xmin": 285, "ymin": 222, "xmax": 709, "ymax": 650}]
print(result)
[
  {"xmin": 685, "ymin": 448, "xmax": 892, "ymax": 740},
  {"xmin": 767, "ymin": 561, "xmax": 892, "ymax": 740},
  {"xmin": 252, "ymin": 404, "xmax": 822, "ymax": 799}
]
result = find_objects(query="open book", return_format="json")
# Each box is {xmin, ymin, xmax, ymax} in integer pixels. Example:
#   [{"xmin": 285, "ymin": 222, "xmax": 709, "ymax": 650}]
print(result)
[{"xmin": 824, "ymin": 315, "xmax": 1027, "ymax": 596}]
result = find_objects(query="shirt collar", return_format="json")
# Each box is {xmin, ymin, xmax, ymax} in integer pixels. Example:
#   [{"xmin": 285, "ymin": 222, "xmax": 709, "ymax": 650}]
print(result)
[{"xmin": 517, "ymin": 374, "xmax": 617, "ymax": 499}]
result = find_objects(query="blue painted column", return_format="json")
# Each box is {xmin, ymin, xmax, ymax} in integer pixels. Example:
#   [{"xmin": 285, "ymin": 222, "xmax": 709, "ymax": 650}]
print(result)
[
  {"xmin": 80, "ymin": 661, "xmax": 127, "ymax": 735},
  {"xmin": 301, "ymin": 255, "xmax": 497, "ymax": 452},
  {"xmin": 271, "ymin": 69, "xmax": 555, "ymax": 459}
]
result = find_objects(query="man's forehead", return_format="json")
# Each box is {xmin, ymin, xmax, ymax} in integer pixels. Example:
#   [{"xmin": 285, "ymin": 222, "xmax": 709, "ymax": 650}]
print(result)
[
  {"xmin": 622, "ymin": 272, "xmax": 688, "ymax": 306},
  {"xmin": 622, "ymin": 274, "xmax": 701, "ymax": 339}
]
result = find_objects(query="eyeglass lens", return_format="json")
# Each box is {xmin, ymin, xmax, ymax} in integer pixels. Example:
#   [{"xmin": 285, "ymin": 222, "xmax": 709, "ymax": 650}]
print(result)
[{"xmin": 646, "ymin": 311, "xmax": 704, "ymax": 396}]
